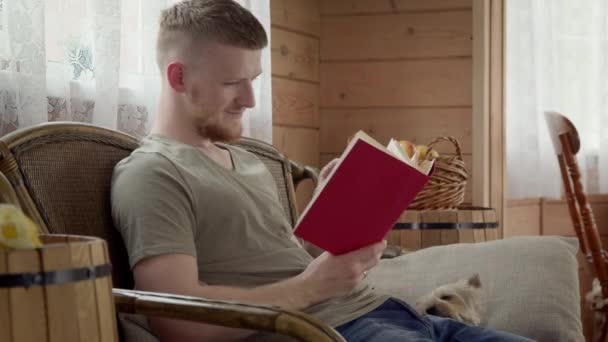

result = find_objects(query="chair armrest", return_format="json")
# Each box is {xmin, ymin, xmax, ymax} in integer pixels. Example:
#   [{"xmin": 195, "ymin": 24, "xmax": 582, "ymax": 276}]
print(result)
[
  {"xmin": 290, "ymin": 160, "xmax": 319, "ymax": 190},
  {"xmin": 112, "ymin": 288, "xmax": 345, "ymax": 342}
]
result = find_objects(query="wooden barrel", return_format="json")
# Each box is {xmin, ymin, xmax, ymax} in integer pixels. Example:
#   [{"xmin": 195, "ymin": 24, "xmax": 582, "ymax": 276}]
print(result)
[
  {"xmin": 386, "ymin": 206, "xmax": 499, "ymax": 251},
  {"xmin": 0, "ymin": 234, "xmax": 118, "ymax": 342}
]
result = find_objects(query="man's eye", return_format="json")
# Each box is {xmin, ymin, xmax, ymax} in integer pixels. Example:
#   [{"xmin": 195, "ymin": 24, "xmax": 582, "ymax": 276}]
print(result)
[{"xmin": 224, "ymin": 81, "xmax": 239, "ymax": 85}]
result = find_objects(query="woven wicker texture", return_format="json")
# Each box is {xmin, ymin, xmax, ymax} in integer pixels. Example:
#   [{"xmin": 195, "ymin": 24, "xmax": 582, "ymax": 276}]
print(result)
[
  {"xmin": 14, "ymin": 136, "xmax": 137, "ymax": 289},
  {"xmin": 233, "ymin": 141, "xmax": 295, "ymax": 226},
  {"xmin": 408, "ymin": 137, "xmax": 468, "ymax": 210},
  {"xmin": 9, "ymin": 129, "xmax": 298, "ymax": 290}
]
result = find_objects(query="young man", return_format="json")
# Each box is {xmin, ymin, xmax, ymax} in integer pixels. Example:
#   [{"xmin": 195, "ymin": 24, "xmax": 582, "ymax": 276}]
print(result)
[{"xmin": 111, "ymin": 1, "xmax": 531, "ymax": 341}]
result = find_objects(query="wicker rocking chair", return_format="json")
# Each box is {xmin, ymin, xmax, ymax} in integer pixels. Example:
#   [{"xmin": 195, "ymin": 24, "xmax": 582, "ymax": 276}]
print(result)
[{"xmin": 0, "ymin": 122, "xmax": 342, "ymax": 342}]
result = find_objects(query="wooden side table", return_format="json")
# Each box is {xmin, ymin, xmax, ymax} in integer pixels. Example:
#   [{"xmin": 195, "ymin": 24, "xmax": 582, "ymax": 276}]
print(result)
[{"xmin": 386, "ymin": 206, "xmax": 499, "ymax": 252}]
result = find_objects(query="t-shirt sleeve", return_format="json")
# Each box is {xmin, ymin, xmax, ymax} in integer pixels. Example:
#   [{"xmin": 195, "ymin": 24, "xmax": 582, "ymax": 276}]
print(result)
[{"xmin": 111, "ymin": 152, "xmax": 197, "ymax": 268}]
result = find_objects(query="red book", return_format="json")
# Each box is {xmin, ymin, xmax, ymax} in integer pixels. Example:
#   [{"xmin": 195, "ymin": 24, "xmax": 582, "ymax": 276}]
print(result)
[{"xmin": 294, "ymin": 131, "xmax": 433, "ymax": 255}]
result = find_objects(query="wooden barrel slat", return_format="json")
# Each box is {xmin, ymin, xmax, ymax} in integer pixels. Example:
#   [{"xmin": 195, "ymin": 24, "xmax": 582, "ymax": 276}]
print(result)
[
  {"xmin": 386, "ymin": 229, "xmax": 401, "ymax": 248},
  {"xmin": 41, "ymin": 243, "xmax": 80, "ymax": 342},
  {"xmin": 90, "ymin": 241, "xmax": 118, "ymax": 342},
  {"xmin": 41, "ymin": 235, "xmax": 70, "ymax": 244},
  {"xmin": 484, "ymin": 210, "xmax": 499, "ymax": 241},
  {"xmin": 0, "ymin": 234, "xmax": 117, "ymax": 342},
  {"xmin": 472, "ymin": 210, "xmax": 486, "ymax": 243},
  {"xmin": 70, "ymin": 242, "xmax": 101, "ymax": 342},
  {"xmin": 393, "ymin": 207, "xmax": 499, "ymax": 251},
  {"xmin": 0, "ymin": 250, "xmax": 11, "ymax": 342},
  {"xmin": 439, "ymin": 211, "xmax": 459, "ymax": 245},
  {"xmin": 457, "ymin": 210, "xmax": 475, "ymax": 243},
  {"xmin": 8, "ymin": 249, "xmax": 48, "ymax": 342},
  {"xmin": 400, "ymin": 211, "xmax": 421, "ymax": 250},
  {"xmin": 420, "ymin": 211, "xmax": 439, "ymax": 248},
  {"xmin": 401, "ymin": 230, "xmax": 421, "ymax": 251}
]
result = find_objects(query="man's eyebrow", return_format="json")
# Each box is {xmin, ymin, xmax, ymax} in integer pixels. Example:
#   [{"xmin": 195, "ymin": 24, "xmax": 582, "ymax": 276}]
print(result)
[{"xmin": 228, "ymin": 71, "xmax": 262, "ymax": 82}]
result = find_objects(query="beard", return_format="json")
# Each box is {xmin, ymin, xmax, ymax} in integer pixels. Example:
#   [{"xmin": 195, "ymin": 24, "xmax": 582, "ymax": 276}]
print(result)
[{"xmin": 194, "ymin": 113, "xmax": 243, "ymax": 143}]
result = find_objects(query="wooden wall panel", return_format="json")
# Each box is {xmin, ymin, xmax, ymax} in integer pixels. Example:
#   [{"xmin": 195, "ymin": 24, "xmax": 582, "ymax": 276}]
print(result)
[
  {"xmin": 504, "ymin": 199, "xmax": 542, "ymax": 237},
  {"xmin": 542, "ymin": 198, "xmax": 608, "ymax": 237},
  {"xmin": 271, "ymin": 28, "xmax": 319, "ymax": 82},
  {"xmin": 271, "ymin": 0, "xmax": 320, "ymax": 36},
  {"xmin": 320, "ymin": 108, "xmax": 472, "ymax": 154},
  {"xmin": 320, "ymin": 0, "xmax": 392, "ymax": 15},
  {"xmin": 395, "ymin": 0, "xmax": 472, "ymax": 12},
  {"xmin": 272, "ymin": 78, "xmax": 320, "ymax": 128},
  {"xmin": 321, "ymin": 11, "xmax": 472, "ymax": 60},
  {"xmin": 271, "ymin": 0, "xmax": 320, "ymax": 212},
  {"xmin": 320, "ymin": 0, "xmax": 471, "ymax": 15},
  {"xmin": 319, "ymin": 0, "xmax": 475, "ymax": 215},
  {"xmin": 273, "ymin": 127, "xmax": 320, "ymax": 167},
  {"xmin": 320, "ymin": 59, "xmax": 472, "ymax": 107},
  {"xmin": 505, "ymin": 196, "xmax": 608, "ymax": 237}
]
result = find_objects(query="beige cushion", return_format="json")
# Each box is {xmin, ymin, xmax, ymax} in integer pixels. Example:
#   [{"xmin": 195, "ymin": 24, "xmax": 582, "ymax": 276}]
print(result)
[{"xmin": 369, "ymin": 236, "xmax": 583, "ymax": 342}]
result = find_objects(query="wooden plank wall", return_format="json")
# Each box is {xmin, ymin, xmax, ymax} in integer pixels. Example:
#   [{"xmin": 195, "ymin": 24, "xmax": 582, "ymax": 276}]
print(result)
[
  {"xmin": 270, "ymin": 0, "xmax": 321, "ymax": 212},
  {"xmin": 505, "ymin": 196, "xmax": 608, "ymax": 340},
  {"xmin": 319, "ymin": 0, "xmax": 474, "ymax": 204}
]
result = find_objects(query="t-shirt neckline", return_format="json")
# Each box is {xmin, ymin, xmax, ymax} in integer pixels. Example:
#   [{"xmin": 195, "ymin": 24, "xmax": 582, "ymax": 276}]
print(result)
[{"xmin": 147, "ymin": 134, "xmax": 240, "ymax": 173}]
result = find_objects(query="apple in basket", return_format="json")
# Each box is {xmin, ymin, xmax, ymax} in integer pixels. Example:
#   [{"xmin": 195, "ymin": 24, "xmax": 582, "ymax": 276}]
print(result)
[
  {"xmin": 399, "ymin": 140, "xmax": 417, "ymax": 159},
  {"xmin": 399, "ymin": 140, "xmax": 440, "ymax": 162}
]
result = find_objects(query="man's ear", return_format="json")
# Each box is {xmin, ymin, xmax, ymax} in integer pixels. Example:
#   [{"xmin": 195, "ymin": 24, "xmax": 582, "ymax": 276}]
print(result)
[{"xmin": 167, "ymin": 62, "xmax": 187, "ymax": 92}]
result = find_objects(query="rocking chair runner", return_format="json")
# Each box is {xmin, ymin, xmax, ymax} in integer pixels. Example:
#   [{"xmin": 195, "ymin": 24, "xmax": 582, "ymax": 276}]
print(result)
[{"xmin": 545, "ymin": 111, "xmax": 608, "ymax": 341}]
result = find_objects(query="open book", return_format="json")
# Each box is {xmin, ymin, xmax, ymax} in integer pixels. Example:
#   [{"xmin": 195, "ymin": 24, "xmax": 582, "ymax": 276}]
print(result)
[{"xmin": 294, "ymin": 131, "xmax": 434, "ymax": 255}]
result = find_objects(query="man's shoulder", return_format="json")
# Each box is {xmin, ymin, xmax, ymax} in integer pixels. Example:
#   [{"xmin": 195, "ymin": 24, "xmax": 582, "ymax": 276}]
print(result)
[
  {"xmin": 112, "ymin": 137, "xmax": 184, "ymax": 187},
  {"xmin": 115, "ymin": 148, "xmax": 175, "ymax": 175},
  {"xmin": 111, "ymin": 142, "xmax": 191, "ymax": 206}
]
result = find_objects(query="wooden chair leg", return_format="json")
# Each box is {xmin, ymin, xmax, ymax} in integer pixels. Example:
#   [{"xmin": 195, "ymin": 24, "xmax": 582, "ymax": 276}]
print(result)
[{"xmin": 597, "ymin": 312, "xmax": 608, "ymax": 342}]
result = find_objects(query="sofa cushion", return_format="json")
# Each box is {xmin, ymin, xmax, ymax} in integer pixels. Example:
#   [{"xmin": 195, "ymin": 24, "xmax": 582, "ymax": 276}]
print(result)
[{"xmin": 369, "ymin": 236, "xmax": 583, "ymax": 342}]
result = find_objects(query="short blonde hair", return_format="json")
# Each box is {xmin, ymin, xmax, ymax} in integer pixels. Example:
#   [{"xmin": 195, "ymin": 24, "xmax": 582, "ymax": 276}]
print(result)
[{"xmin": 156, "ymin": 0, "xmax": 268, "ymax": 72}]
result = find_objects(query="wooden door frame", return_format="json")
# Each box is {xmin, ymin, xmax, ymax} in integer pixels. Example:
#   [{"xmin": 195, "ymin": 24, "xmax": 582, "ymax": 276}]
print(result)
[{"xmin": 472, "ymin": 0, "xmax": 504, "ymax": 236}]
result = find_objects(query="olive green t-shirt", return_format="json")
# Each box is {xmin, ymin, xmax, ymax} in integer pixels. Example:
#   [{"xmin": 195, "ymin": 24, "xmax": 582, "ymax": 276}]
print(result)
[{"xmin": 111, "ymin": 134, "xmax": 388, "ymax": 329}]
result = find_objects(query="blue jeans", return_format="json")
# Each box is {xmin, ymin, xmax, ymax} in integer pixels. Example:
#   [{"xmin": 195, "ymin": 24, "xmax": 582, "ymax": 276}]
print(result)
[{"xmin": 336, "ymin": 298, "xmax": 534, "ymax": 342}]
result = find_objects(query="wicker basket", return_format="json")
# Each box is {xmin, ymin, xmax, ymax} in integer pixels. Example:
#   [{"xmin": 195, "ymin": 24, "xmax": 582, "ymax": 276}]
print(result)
[{"xmin": 408, "ymin": 136, "xmax": 468, "ymax": 210}]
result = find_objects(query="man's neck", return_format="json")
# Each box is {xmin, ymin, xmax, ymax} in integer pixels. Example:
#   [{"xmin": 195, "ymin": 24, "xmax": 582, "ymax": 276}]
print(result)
[
  {"xmin": 151, "ymin": 114, "xmax": 234, "ymax": 170},
  {"xmin": 154, "ymin": 94, "xmax": 215, "ymax": 148},
  {"xmin": 151, "ymin": 124, "xmax": 214, "ymax": 150},
  {"xmin": 151, "ymin": 106, "xmax": 216, "ymax": 149}
]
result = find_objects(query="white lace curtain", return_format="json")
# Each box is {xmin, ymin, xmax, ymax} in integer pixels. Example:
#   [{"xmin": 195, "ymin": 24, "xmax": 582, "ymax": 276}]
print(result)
[
  {"xmin": 505, "ymin": 0, "xmax": 608, "ymax": 199},
  {"xmin": 0, "ymin": 0, "xmax": 272, "ymax": 142}
]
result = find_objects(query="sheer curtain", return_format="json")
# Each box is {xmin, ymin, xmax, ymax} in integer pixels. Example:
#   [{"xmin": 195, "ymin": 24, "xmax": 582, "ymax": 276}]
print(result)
[
  {"xmin": 505, "ymin": 0, "xmax": 608, "ymax": 199},
  {"xmin": 0, "ymin": 0, "xmax": 272, "ymax": 142}
]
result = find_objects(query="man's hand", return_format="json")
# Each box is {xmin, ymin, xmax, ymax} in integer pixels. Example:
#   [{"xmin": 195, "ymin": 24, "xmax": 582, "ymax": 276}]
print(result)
[
  {"xmin": 318, "ymin": 158, "xmax": 339, "ymax": 184},
  {"xmin": 297, "ymin": 240, "xmax": 386, "ymax": 304}
]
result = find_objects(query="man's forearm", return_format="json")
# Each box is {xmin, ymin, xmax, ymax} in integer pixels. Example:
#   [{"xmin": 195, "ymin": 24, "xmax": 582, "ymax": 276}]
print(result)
[
  {"xmin": 192, "ymin": 273, "xmax": 315, "ymax": 310},
  {"xmin": 149, "ymin": 273, "xmax": 319, "ymax": 342}
]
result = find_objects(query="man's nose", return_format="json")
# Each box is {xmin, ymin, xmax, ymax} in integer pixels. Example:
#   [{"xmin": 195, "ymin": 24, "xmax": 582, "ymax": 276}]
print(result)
[{"xmin": 238, "ymin": 81, "xmax": 256, "ymax": 108}]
